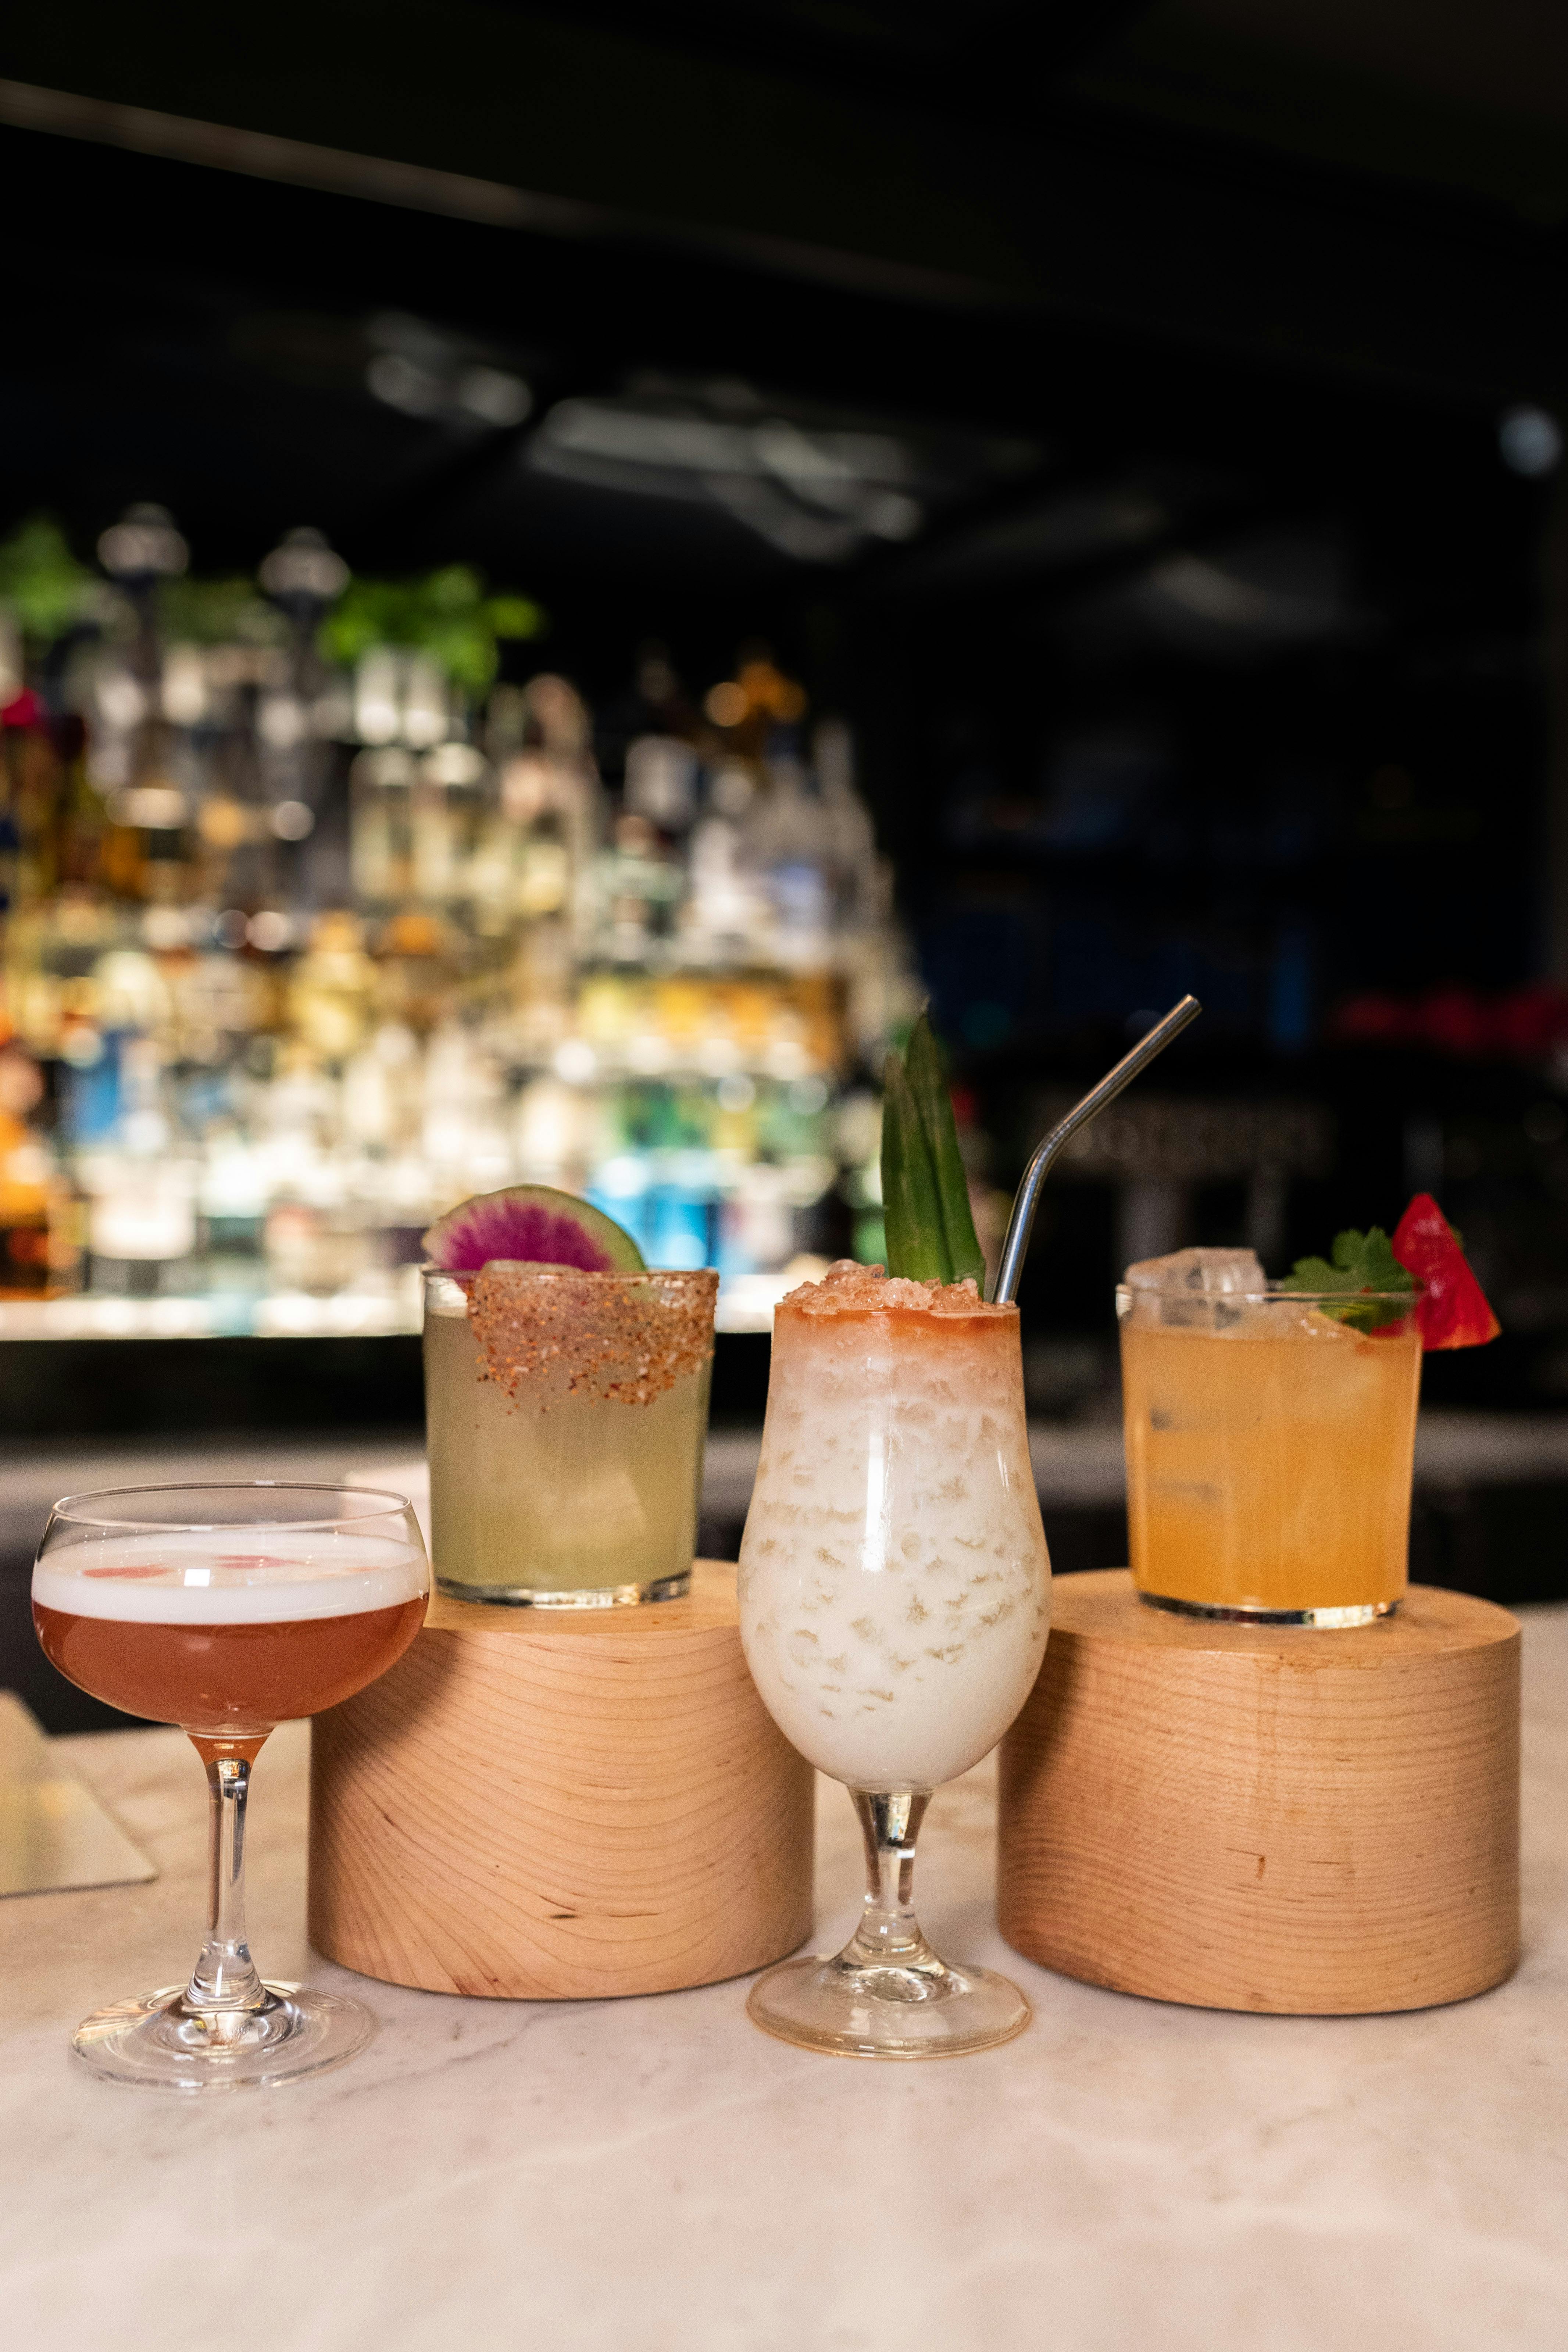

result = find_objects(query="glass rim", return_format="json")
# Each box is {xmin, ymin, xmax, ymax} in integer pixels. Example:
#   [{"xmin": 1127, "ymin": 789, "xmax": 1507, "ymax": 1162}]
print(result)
[
  {"xmin": 1115, "ymin": 1282, "xmax": 1424, "ymax": 1306},
  {"xmin": 45, "ymin": 1480, "xmax": 418, "ymax": 1534},
  {"xmin": 420, "ymin": 1261, "xmax": 718, "ymax": 1285}
]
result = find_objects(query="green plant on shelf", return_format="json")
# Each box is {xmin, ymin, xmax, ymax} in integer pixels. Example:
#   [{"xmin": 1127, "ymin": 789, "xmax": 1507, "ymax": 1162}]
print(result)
[
  {"xmin": 0, "ymin": 516, "xmax": 97, "ymax": 648},
  {"xmin": 320, "ymin": 565, "xmax": 546, "ymax": 691}
]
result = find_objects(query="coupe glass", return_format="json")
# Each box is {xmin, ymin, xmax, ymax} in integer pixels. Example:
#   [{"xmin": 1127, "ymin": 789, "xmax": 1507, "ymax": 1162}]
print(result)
[
  {"xmin": 1118, "ymin": 1282, "xmax": 1423, "ymax": 1623},
  {"xmin": 738, "ymin": 1268, "xmax": 1050, "ymax": 2056},
  {"xmin": 32, "ymin": 1483, "xmax": 429, "ymax": 2091}
]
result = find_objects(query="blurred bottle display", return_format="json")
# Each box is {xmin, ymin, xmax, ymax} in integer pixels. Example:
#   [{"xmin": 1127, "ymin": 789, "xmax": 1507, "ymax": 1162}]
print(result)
[
  {"xmin": 0, "ymin": 511, "xmax": 914, "ymax": 1326},
  {"xmin": 0, "ymin": 1040, "xmax": 78, "ymax": 1296}
]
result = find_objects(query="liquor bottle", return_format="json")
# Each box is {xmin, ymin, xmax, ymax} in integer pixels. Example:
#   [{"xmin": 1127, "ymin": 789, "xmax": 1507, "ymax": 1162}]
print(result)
[
  {"xmin": 591, "ymin": 812, "xmax": 683, "ymax": 961},
  {"xmin": 812, "ymin": 717, "xmax": 882, "ymax": 933},
  {"xmin": 256, "ymin": 526, "xmax": 351, "ymax": 909},
  {"xmin": 286, "ymin": 910, "xmax": 379, "ymax": 1064},
  {"xmin": 496, "ymin": 675, "xmax": 604, "ymax": 949},
  {"xmin": 624, "ymin": 734, "xmax": 699, "ymax": 836},
  {"xmin": 350, "ymin": 748, "xmax": 417, "ymax": 906},
  {"xmin": 413, "ymin": 737, "xmax": 492, "ymax": 910},
  {"xmin": 598, "ymin": 642, "xmax": 702, "ymax": 828},
  {"xmin": 80, "ymin": 1033, "xmax": 199, "ymax": 1295},
  {"xmin": 685, "ymin": 761, "xmax": 767, "ymax": 958},
  {"xmin": 742, "ymin": 742, "xmax": 834, "ymax": 968},
  {"xmin": 0, "ymin": 1043, "xmax": 75, "ymax": 1296},
  {"xmin": 92, "ymin": 506, "xmax": 194, "ymax": 904},
  {"xmin": 1, "ymin": 691, "xmax": 65, "ymax": 909}
]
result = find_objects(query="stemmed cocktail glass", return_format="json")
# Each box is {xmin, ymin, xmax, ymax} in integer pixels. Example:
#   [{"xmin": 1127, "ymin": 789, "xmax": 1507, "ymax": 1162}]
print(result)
[
  {"xmin": 737, "ymin": 999, "xmax": 1199, "ymax": 2053},
  {"xmin": 32, "ymin": 1483, "xmax": 429, "ymax": 2091},
  {"xmin": 738, "ymin": 1265, "xmax": 1050, "ymax": 2057}
]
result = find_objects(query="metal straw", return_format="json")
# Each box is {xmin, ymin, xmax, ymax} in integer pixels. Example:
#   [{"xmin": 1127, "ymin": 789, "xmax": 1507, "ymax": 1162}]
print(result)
[{"xmin": 989, "ymin": 995, "xmax": 1203, "ymax": 1305}]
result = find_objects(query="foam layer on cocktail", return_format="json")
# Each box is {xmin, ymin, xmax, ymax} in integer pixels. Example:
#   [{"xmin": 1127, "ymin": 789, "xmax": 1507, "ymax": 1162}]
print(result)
[
  {"xmin": 740, "ymin": 1264, "xmax": 1050, "ymax": 1790},
  {"xmin": 33, "ymin": 1529, "xmax": 428, "ymax": 1623}
]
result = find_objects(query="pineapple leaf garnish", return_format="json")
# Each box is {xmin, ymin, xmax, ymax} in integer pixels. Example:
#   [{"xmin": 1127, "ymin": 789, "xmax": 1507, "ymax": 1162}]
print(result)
[{"xmin": 881, "ymin": 1012, "xmax": 986, "ymax": 1288}]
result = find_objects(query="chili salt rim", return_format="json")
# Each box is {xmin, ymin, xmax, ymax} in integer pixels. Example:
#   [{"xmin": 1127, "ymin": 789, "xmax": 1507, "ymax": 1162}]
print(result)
[
  {"xmin": 468, "ymin": 1264, "xmax": 718, "ymax": 1407},
  {"xmin": 781, "ymin": 1262, "xmax": 1014, "ymax": 1319}
]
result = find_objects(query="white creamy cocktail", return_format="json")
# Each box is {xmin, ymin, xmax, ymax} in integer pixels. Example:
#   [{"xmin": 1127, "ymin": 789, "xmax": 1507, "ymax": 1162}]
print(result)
[
  {"xmin": 739, "ymin": 1260, "xmax": 1049, "ymax": 2057},
  {"xmin": 740, "ymin": 1264, "xmax": 1050, "ymax": 1786}
]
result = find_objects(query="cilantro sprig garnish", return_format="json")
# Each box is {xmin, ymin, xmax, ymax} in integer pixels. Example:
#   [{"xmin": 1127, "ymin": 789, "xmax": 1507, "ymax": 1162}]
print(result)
[
  {"xmin": 881, "ymin": 1012, "xmax": 986, "ymax": 1288},
  {"xmin": 1280, "ymin": 1226, "xmax": 1415, "ymax": 1332}
]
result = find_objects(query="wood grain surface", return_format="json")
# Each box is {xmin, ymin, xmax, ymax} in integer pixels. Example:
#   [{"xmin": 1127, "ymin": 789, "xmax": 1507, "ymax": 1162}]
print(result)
[
  {"xmin": 998, "ymin": 1571, "xmax": 1520, "ymax": 2015},
  {"xmin": 310, "ymin": 1561, "xmax": 814, "ymax": 1999}
]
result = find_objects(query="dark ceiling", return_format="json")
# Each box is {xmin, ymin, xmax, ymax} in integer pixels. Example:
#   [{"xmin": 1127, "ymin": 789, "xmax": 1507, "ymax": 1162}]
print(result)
[
  {"xmin": 6, "ymin": 1, "xmax": 1568, "ymax": 373},
  {"xmin": 0, "ymin": 1, "xmax": 1562, "ymax": 622}
]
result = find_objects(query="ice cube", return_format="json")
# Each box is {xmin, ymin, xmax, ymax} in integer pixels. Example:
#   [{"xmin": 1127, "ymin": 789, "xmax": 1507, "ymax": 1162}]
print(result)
[
  {"xmin": 1122, "ymin": 1247, "xmax": 1267, "ymax": 1333},
  {"xmin": 1124, "ymin": 1247, "xmax": 1266, "ymax": 1294}
]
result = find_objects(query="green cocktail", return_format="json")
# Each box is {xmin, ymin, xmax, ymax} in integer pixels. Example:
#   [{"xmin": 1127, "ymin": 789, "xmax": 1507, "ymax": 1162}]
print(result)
[{"xmin": 423, "ymin": 1263, "xmax": 716, "ymax": 1605}]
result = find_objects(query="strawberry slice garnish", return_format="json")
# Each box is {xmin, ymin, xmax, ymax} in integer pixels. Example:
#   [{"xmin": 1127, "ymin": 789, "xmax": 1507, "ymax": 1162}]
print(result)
[{"xmin": 1391, "ymin": 1193, "xmax": 1500, "ymax": 1351}]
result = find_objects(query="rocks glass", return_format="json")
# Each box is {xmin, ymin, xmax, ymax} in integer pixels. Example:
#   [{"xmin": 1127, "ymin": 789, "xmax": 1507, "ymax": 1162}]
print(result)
[
  {"xmin": 32, "ymin": 1482, "xmax": 429, "ymax": 2091},
  {"xmin": 1118, "ymin": 1262, "xmax": 1422, "ymax": 1624},
  {"xmin": 423, "ymin": 1263, "xmax": 718, "ymax": 1605},
  {"xmin": 739, "ymin": 1264, "xmax": 1050, "ymax": 2057}
]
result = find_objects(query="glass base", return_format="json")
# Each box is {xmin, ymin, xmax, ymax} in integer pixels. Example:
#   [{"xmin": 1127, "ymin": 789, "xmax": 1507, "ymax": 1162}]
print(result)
[
  {"xmin": 433, "ymin": 1569, "xmax": 691, "ymax": 1608},
  {"xmin": 1137, "ymin": 1590, "xmax": 1400, "ymax": 1628},
  {"xmin": 71, "ymin": 1982, "xmax": 375, "ymax": 2092},
  {"xmin": 747, "ymin": 1948, "xmax": 1031, "ymax": 2059}
]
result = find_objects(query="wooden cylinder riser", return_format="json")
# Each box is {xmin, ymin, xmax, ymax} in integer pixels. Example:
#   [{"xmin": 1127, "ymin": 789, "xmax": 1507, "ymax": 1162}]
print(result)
[
  {"xmin": 998, "ymin": 1573, "xmax": 1520, "ymax": 2016},
  {"xmin": 310, "ymin": 1563, "xmax": 814, "ymax": 1999}
]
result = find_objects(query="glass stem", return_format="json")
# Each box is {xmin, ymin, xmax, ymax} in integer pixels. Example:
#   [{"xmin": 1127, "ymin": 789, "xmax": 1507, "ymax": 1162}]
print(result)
[
  {"xmin": 184, "ymin": 1755, "xmax": 266, "ymax": 2014},
  {"xmin": 844, "ymin": 1790, "xmax": 933, "ymax": 1968}
]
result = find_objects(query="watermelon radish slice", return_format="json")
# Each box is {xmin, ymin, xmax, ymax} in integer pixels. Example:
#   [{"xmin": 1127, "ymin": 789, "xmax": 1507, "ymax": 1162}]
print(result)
[
  {"xmin": 1391, "ymin": 1193, "xmax": 1500, "ymax": 1351},
  {"xmin": 422, "ymin": 1184, "xmax": 645, "ymax": 1275}
]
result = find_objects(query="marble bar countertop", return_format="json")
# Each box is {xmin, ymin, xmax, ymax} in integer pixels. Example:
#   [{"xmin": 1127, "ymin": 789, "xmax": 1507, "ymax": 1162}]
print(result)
[{"xmin": 1, "ymin": 1604, "xmax": 1566, "ymax": 2352}]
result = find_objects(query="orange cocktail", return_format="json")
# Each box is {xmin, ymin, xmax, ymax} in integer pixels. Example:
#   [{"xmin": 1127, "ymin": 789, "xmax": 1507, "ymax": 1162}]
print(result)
[{"xmin": 1118, "ymin": 1279, "xmax": 1421, "ymax": 1623}]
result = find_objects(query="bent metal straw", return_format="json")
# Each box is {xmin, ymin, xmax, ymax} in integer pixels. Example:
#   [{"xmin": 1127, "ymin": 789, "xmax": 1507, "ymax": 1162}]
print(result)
[{"xmin": 990, "ymin": 995, "xmax": 1203, "ymax": 1307}]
